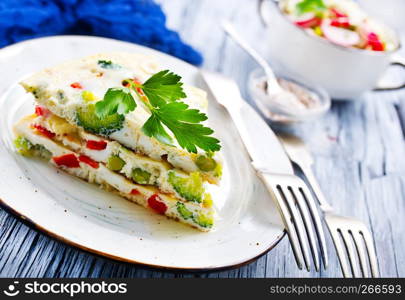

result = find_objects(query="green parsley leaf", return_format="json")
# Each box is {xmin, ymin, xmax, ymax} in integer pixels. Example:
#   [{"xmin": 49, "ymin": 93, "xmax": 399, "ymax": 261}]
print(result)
[
  {"xmin": 142, "ymin": 102, "xmax": 221, "ymax": 153},
  {"xmin": 95, "ymin": 88, "xmax": 136, "ymax": 119},
  {"xmin": 140, "ymin": 70, "xmax": 186, "ymax": 107},
  {"xmin": 142, "ymin": 113, "xmax": 174, "ymax": 146},
  {"xmin": 296, "ymin": 0, "xmax": 326, "ymax": 15}
]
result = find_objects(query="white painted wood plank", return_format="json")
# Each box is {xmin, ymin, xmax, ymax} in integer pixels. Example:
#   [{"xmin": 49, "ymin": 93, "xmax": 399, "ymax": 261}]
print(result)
[{"xmin": 1, "ymin": 0, "xmax": 405, "ymax": 278}]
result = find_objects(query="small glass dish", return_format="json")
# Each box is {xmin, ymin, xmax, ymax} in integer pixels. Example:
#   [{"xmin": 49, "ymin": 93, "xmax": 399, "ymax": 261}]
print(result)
[{"xmin": 248, "ymin": 68, "xmax": 331, "ymax": 124}]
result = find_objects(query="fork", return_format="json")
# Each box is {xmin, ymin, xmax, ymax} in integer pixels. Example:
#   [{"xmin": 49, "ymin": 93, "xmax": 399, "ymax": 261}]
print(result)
[
  {"xmin": 257, "ymin": 170, "xmax": 328, "ymax": 272},
  {"xmin": 279, "ymin": 134, "xmax": 380, "ymax": 277}
]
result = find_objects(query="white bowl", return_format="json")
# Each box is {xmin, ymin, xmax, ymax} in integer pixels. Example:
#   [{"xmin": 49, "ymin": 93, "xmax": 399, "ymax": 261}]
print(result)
[{"xmin": 259, "ymin": 0, "xmax": 404, "ymax": 100}]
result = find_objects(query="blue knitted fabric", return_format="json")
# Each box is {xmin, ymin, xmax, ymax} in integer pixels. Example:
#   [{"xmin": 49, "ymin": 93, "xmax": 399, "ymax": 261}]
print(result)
[{"xmin": 0, "ymin": 0, "xmax": 203, "ymax": 65}]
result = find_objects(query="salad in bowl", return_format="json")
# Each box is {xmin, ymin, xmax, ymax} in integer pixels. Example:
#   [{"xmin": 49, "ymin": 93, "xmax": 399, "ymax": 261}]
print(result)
[{"xmin": 280, "ymin": 0, "xmax": 397, "ymax": 52}]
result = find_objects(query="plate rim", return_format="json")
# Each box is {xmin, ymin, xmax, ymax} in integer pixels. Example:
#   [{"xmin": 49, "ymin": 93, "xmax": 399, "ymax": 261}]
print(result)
[
  {"xmin": 0, "ymin": 197, "xmax": 286, "ymax": 271},
  {"xmin": 0, "ymin": 35, "xmax": 286, "ymax": 271}
]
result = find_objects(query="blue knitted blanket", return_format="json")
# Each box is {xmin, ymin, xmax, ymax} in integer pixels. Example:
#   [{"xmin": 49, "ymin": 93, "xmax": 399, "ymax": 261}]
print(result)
[{"xmin": 0, "ymin": 0, "xmax": 202, "ymax": 65}]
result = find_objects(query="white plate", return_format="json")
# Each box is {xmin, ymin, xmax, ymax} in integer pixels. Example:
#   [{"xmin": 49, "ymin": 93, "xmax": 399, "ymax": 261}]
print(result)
[{"xmin": 0, "ymin": 36, "xmax": 284, "ymax": 270}]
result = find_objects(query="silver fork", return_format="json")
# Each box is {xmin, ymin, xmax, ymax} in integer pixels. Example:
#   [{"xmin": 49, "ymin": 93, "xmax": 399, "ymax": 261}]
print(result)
[
  {"xmin": 279, "ymin": 134, "xmax": 380, "ymax": 277},
  {"xmin": 258, "ymin": 171, "xmax": 328, "ymax": 272}
]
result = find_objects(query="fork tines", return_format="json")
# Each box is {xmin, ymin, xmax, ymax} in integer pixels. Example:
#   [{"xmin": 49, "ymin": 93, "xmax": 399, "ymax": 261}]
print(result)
[
  {"xmin": 325, "ymin": 215, "xmax": 379, "ymax": 277},
  {"xmin": 260, "ymin": 172, "xmax": 328, "ymax": 271}
]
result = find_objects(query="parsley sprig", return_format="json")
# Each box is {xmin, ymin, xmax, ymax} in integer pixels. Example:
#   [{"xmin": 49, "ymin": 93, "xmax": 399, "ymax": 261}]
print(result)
[
  {"xmin": 296, "ymin": 0, "xmax": 326, "ymax": 15},
  {"xmin": 94, "ymin": 70, "xmax": 221, "ymax": 153}
]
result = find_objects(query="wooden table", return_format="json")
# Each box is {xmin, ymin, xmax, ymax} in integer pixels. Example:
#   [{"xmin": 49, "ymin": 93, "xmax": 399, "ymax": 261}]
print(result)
[{"xmin": 1, "ymin": 0, "xmax": 404, "ymax": 278}]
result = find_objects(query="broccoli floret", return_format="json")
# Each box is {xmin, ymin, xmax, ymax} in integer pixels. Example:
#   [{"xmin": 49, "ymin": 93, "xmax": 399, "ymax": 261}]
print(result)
[
  {"xmin": 14, "ymin": 136, "xmax": 51, "ymax": 160},
  {"xmin": 76, "ymin": 104, "xmax": 124, "ymax": 136},
  {"xmin": 193, "ymin": 213, "xmax": 214, "ymax": 228},
  {"xmin": 176, "ymin": 202, "xmax": 193, "ymax": 220},
  {"xmin": 132, "ymin": 168, "xmax": 151, "ymax": 184},
  {"xmin": 33, "ymin": 144, "xmax": 52, "ymax": 160},
  {"xmin": 168, "ymin": 171, "xmax": 204, "ymax": 203},
  {"xmin": 177, "ymin": 202, "xmax": 214, "ymax": 228},
  {"xmin": 14, "ymin": 136, "xmax": 33, "ymax": 156}
]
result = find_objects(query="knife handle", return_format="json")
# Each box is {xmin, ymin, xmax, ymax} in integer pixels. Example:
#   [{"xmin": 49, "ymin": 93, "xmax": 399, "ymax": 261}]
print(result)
[
  {"xmin": 223, "ymin": 101, "xmax": 295, "ymax": 175},
  {"xmin": 301, "ymin": 166, "xmax": 333, "ymax": 213}
]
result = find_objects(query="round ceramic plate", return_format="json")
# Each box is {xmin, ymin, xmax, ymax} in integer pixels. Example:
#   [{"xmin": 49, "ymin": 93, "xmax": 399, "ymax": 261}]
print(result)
[{"xmin": 0, "ymin": 36, "xmax": 285, "ymax": 270}]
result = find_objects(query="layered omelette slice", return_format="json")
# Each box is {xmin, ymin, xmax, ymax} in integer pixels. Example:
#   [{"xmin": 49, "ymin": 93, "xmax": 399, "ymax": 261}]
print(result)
[
  {"xmin": 31, "ymin": 111, "xmax": 213, "ymax": 204},
  {"xmin": 20, "ymin": 53, "xmax": 222, "ymax": 184},
  {"xmin": 14, "ymin": 115, "xmax": 214, "ymax": 231},
  {"xmin": 15, "ymin": 52, "xmax": 222, "ymax": 231}
]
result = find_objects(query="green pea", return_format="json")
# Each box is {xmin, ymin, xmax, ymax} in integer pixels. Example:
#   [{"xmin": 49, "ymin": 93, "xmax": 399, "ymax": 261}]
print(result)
[
  {"xmin": 107, "ymin": 155, "xmax": 125, "ymax": 171},
  {"xmin": 132, "ymin": 168, "xmax": 151, "ymax": 184},
  {"xmin": 195, "ymin": 155, "xmax": 217, "ymax": 172}
]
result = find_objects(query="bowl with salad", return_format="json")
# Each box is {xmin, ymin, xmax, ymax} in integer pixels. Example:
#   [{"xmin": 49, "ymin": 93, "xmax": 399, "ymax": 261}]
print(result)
[{"xmin": 259, "ymin": 0, "xmax": 404, "ymax": 99}]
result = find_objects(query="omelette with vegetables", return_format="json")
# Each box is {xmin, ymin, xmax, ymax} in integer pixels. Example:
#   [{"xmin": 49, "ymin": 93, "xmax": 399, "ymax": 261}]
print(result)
[{"xmin": 14, "ymin": 53, "xmax": 222, "ymax": 231}]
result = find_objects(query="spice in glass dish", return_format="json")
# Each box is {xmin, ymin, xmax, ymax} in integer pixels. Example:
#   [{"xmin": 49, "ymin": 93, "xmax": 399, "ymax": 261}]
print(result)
[
  {"xmin": 264, "ymin": 78, "xmax": 321, "ymax": 110},
  {"xmin": 248, "ymin": 69, "xmax": 330, "ymax": 123}
]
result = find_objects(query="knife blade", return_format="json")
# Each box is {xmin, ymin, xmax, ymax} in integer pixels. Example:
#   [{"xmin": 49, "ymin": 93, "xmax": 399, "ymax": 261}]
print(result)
[{"xmin": 201, "ymin": 70, "xmax": 293, "ymax": 175}]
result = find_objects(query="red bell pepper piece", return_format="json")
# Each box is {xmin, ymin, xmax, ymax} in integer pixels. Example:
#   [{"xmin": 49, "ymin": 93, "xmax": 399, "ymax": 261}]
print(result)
[
  {"xmin": 70, "ymin": 82, "xmax": 83, "ymax": 89},
  {"xmin": 33, "ymin": 124, "xmax": 55, "ymax": 139},
  {"xmin": 86, "ymin": 140, "xmax": 107, "ymax": 150},
  {"xmin": 330, "ymin": 7, "xmax": 347, "ymax": 18},
  {"xmin": 295, "ymin": 16, "xmax": 322, "ymax": 28},
  {"xmin": 330, "ymin": 17, "xmax": 351, "ymax": 29},
  {"xmin": 78, "ymin": 155, "xmax": 99, "ymax": 169},
  {"xmin": 367, "ymin": 33, "xmax": 384, "ymax": 51},
  {"xmin": 130, "ymin": 189, "xmax": 140, "ymax": 195},
  {"xmin": 35, "ymin": 106, "xmax": 51, "ymax": 117},
  {"xmin": 53, "ymin": 154, "xmax": 80, "ymax": 168},
  {"xmin": 147, "ymin": 194, "xmax": 167, "ymax": 214}
]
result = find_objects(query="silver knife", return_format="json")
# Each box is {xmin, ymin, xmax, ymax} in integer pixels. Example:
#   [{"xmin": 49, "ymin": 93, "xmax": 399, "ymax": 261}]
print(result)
[{"xmin": 201, "ymin": 70, "xmax": 328, "ymax": 271}]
